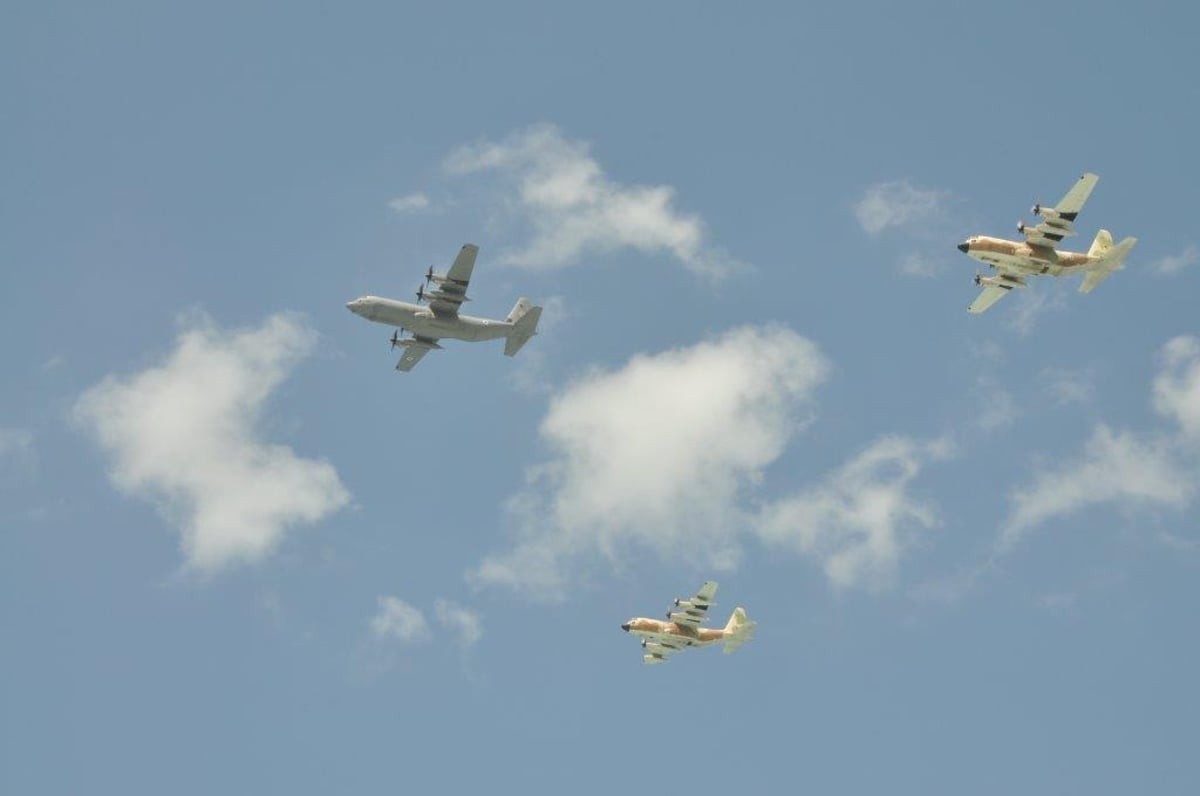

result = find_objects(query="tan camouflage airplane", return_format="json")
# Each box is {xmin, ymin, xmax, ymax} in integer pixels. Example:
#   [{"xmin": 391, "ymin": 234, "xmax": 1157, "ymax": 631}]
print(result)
[
  {"xmin": 957, "ymin": 173, "xmax": 1137, "ymax": 314},
  {"xmin": 621, "ymin": 581, "xmax": 755, "ymax": 665}
]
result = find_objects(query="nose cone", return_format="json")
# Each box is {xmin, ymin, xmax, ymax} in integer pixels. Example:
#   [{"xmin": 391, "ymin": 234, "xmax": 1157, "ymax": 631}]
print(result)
[
  {"xmin": 957, "ymin": 242, "xmax": 970, "ymax": 254},
  {"xmin": 621, "ymin": 623, "xmax": 631, "ymax": 632}
]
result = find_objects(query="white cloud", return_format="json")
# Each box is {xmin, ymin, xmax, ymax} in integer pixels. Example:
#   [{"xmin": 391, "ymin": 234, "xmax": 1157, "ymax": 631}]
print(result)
[
  {"xmin": 1000, "ymin": 425, "xmax": 1193, "ymax": 550},
  {"xmin": 1151, "ymin": 244, "xmax": 1199, "ymax": 275},
  {"xmin": 444, "ymin": 123, "xmax": 740, "ymax": 277},
  {"xmin": 434, "ymin": 599, "xmax": 483, "ymax": 648},
  {"xmin": 1153, "ymin": 336, "xmax": 1200, "ymax": 440},
  {"xmin": 370, "ymin": 596, "xmax": 430, "ymax": 643},
  {"xmin": 854, "ymin": 180, "xmax": 947, "ymax": 236},
  {"xmin": 471, "ymin": 324, "xmax": 830, "ymax": 598},
  {"xmin": 73, "ymin": 313, "xmax": 350, "ymax": 574},
  {"xmin": 388, "ymin": 192, "xmax": 431, "ymax": 214},
  {"xmin": 755, "ymin": 436, "xmax": 954, "ymax": 590}
]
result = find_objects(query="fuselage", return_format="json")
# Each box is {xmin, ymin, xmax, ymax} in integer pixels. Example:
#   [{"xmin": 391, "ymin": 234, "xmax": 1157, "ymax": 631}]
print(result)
[
  {"xmin": 621, "ymin": 617, "xmax": 727, "ymax": 647},
  {"xmin": 346, "ymin": 296, "xmax": 513, "ymax": 342},
  {"xmin": 958, "ymin": 235, "xmax": 1094, "ymax": 277}
]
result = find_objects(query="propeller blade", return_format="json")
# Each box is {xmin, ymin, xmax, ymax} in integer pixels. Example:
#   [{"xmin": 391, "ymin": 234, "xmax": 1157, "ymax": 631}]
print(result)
[
  {"xmin": 974, "ymin": 272, "xmax": 982, "ymax": 286},
  {"xmin": 426, "ymin": 266, "xmax": 434, "ymax": 284},
  {"xmin": 416, "ymin": 284, "xmax": 425, "ymax": 302},
  {"xmin": 390, "ymin": 331, "xmax": 400, "ymax": 349}
]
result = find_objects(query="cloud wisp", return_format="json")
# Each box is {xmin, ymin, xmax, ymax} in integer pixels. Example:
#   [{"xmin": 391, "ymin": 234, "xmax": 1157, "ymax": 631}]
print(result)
[
  {"xmin": 388, "ymin": 192, "xmax": 432, "ymax": 214},
  {"xmin": 854, "ymin": 180, "xmax": 948, "ymax": 236},
  {"xmin": 434, "ymin": 599, "xmax": 484, "ymax": 649},
  {"xmin": 443, "ymin": 123, "xmax": 741, "ymax": 278},
  {"xmin": 1151, "ymin": 245, "xmax": 1199, "ymax": 275},
  {"xmin": 999, "ymin": 336, "xmax": 1200, "ymax": 549},
  {"xmin": 370, "ymin": 596, "xmax": 431, "ymax": 643},
  {"xmin": 74, "ymin": 313, "xmax": 350, "ymax": 575}
]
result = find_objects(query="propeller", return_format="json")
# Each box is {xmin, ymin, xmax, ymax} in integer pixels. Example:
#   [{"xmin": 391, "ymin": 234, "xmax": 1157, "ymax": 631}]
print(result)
[
  {"xmin": 425, "ymin": 265, "xmax": 435, "ymax": 284},
  {"xmin": 1031, "ymin": 203, "xmax": 1042, "ymax": 216},
  {"xmin": 415, "ymin": 283, "xmax": 425, "ymax": 302},
  {"xmin": 1016, "ymin": 220, "xmax": 1026, "ymax": 234},
  {"xmin": 390, "ymin": 331, "xmax": 401, "ymax": 349},
  {"xmin": 641, "ymin": 640, "xmax": 647, "ymax": 648},
  {"xmin": 974, "ymin": 272, "xmax": 982, "ymax": 286}
]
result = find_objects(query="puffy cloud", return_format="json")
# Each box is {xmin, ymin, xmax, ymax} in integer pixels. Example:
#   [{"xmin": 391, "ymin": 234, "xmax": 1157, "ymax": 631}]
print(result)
[
  {"xmin": 755, "ymin": 436, "xmax": 954, "ymax": 590},
  {"xmin": 73, "ymin": 313, "xmax": 350, "ymax": 574},
  {"xmin": 853, "ymin": 180, "xmax": 947, "ymax": 236},
  {"xmin": 471, "ymin": 325, "xmax": 830, "ymax": 598},
  {"xmin": 1000, "ymin": 426, "xmax": 1193, "ymax": 550},
  {"xmin": 444, "ymin": 123, "xmax": 739, "ymax": 277},
  {"xmin": 1151, "ymin": 245, "xmax": 1199, "ymax": 275},
  {"xmin": 1153, "ymin": 336, "xmax": 1200, "ymax": 440},
  {"xmin": 434, "ymin": 599, "xmax": 483, "ymax": 648},
  {"xmin": 388, "ymin": 192, "xmax": 431, "ymax": 214},
  {"xmin": 370, "ymin": 596, "xmax": 430, "ymax": 643}
]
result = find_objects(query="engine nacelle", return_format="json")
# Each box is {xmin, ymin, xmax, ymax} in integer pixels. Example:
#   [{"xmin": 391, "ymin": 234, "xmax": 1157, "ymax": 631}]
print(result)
[
  {"xmin": 1032, "ymin": 203, "xmax": 1062, "ymax": 220},
  {"xmin": 642, "ymin": 641, "xmax": 673, "ymax": 655},
  {"xmin": 976, "ymin": 274, "xmax": 1026, "ymax": 289},
  {"xmin": 667, "ymin": 611, "xmax": 695, "ymax": 624},
  {"xmin": 643, "ymin": 654, "xmax": 667, "ymax": 665}
]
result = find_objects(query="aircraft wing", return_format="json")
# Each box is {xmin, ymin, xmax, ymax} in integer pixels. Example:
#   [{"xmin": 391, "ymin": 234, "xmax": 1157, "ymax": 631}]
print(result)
[
  {"xmin": 640, "ymin": 632, "xmax": 689, "ymax": 664},
  {"xmin": 394, "ymin": 336, "xmax": 441, "ymax": 372},
  {"xmin": 1022, "ymin": 173, "xmax": 1098, "ymax": 250},
  {"xmin": 667, "ymin": 580, "xmax": 718, "ymax": 628},
  {"xmin": 968, "ymin": 264, "xmax": 1024, "ymax": 314},
  {"xmin": 1079, "ymin": 235, "xmax": 1137, "ymax": 294},
  {"xmin": 967, "ymin": 284, "xmax": 1013, "ymax": 314},
  {"xmin": 427, "ymin": 244, "xmax": 478, "ymax": 316}
]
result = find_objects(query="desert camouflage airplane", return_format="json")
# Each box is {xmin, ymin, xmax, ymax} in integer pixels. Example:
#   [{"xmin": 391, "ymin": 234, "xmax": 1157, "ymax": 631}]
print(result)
[
  {"xmin": 346, "ymin": 244, "xmax": 543, "ymax": 371},
  {"xmin": 957, "ymin": 173, "xmax": 1137, "ymax": 314},
  {"xmin": 621, "ymin": 581, "xmax": 756, "ymax": 665}
]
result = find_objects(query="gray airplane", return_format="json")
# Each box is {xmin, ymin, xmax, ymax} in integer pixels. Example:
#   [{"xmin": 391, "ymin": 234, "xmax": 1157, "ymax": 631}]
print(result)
[{"xmin": 346, "ymin": 244, "xmax": 543, "ymax": 371}]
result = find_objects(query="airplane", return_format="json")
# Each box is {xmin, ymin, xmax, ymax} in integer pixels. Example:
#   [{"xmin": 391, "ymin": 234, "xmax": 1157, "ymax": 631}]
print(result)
[
  {"xmin": 346, "ymin": 243, "xmax": 543, "ymax": 371},
  {"xmin": 621, "ymin": 580, "xmax": 756, "ymax": 665},
  {"xmin": 957, "ymin": 173, "xmax": 1137, "ymax": 314}
]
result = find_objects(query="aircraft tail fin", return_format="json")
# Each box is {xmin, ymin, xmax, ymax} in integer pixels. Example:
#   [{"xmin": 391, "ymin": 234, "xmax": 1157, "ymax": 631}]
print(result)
[
  {"xmin": 504, "ymin": 298, "xmax": 542, "ymax": 357},
  {"xmin": 722, "ymin": 606, "xmax": 756, "ymax": 654},
  {"xmin": 1080, "ymin": 235, "xmax": 1137, "ymax": 294},
  {"xmin": 1087, "ymin": 229, "xmax": 1114, "ymax": 259}
]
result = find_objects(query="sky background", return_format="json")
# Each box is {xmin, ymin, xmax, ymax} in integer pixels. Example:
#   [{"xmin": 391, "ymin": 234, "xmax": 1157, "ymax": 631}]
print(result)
[{"xmin": 4, "ymin": 2, "xmax": 1200, "ymax": 794}]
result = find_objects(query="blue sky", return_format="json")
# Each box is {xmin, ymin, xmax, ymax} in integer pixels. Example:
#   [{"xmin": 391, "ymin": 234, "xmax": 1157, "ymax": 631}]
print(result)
[{"xmin": 4, "ymin": 3, "xmax": 1199, "ymax": 793}]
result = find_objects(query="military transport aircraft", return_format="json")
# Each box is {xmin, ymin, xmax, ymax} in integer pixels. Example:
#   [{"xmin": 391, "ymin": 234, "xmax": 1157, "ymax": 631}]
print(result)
[
  {"xmin": 346, "ymin": 244, "xmax": 543, "ymax": 371},
  {"xmin": 621, "ymin": 581, "xmax": 756, "ymax": 665},
  {"xmin": 957, "ymin": 173, "xmax": 1137, "ymax": 314}
]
